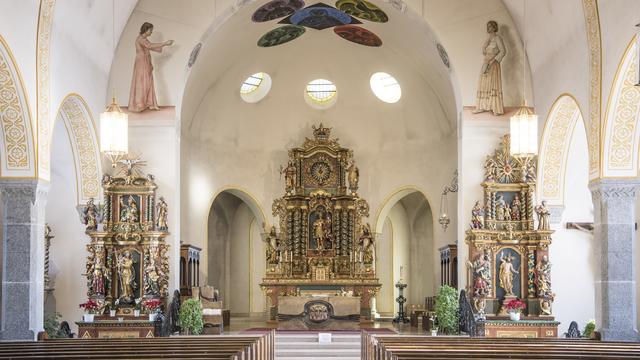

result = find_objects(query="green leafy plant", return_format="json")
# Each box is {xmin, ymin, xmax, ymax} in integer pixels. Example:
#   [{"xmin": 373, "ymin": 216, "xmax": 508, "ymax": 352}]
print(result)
[
  {"xmin": 434, "ymin": 285, "xmax": 459, "ymax": 335},
  {"xmin": 179, "ymin": 298, "xmax": 203, "ymax": 335},
  {"xmin": 43, "ymin": 312, "xmax": 63, "ymax": 339},
  {"xmin": 583, "ymin": 319, "xmax": 596, "ymax": 339}
]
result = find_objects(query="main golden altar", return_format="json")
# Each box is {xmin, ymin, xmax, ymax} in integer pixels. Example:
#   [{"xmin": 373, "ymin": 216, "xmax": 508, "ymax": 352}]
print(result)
[{"xmin": 260, "ymin": 125, "xmax": 381, "ymax": 322}]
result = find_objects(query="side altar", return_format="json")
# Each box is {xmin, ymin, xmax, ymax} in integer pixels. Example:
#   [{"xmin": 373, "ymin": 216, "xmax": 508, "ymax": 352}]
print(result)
[
  {"xmin": 465, "ymin": 135, "xmax": 557, "ymax": 338},
  {"xmin": 261, "ymin": 125, "xmax": 381, "ymax": 323},
  {"xmin": 82, "ymin": 157, "xmax": 170, "ymax": 323}
]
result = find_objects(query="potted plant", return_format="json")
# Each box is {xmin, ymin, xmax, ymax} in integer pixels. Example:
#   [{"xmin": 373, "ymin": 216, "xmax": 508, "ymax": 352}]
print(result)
[
  {"xmin": 134, "ymin": 298, "xmax": 142, "ymax": 317},
  {"xmin": 434, "ymin": 285, "xmax": 459, "ymax": 335},
  {"xmin": 179, "ymin": 298, "xmax": 203, "ymax": 335},
  {"xmin": 504, "ymin": 299, "xmax": 527, "ymax": 321},
  {"xmin": 143, "ymin": 298, "xmax": 162, "ymax": 322},
  {"xmin": 583, "ymin": 319, "xmax": 596, "ymax": 339},
  {"xmin": 107, "ymin": 300, "xmax": 117, "ymax": 317},
  {"xmin": 79, "ymin": 299, "xmax": 100, "ymax": 322}
]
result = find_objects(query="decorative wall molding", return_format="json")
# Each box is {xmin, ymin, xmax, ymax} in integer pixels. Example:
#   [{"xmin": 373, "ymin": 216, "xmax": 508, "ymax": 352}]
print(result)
[
  {"xmin": 538, "ymin": 95, "xmax": 582, "ymax": 205},
  {"xmin": 36, "ymin": 0, "xmax": 56, "ymax": 180},
  {"xmin": 602, "ymin": 38, "xmax": 640, "ymax": 178},
  {"xmin": 57, "ymin": 94, "xmax": 101, "ymax": 203},
  {"xmin": 0, "ymin": 35, "xmax": 36, "ymax": 178},
  {"xmin": 582, "ymin": 0, "xmax": 602, "ymax": 180}
]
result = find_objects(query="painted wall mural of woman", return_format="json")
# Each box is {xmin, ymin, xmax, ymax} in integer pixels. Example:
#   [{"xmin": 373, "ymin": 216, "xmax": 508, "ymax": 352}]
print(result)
[
  {"xmin": 473, "ymin": 20, "xmax": 506, "ymax": 116},
  {"xmin": 128, "ymin": 22, "xmax": 174, "ymax": 112}
]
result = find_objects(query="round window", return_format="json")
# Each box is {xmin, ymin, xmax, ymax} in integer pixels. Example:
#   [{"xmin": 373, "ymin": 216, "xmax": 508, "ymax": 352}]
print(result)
[
  {"xmin": 370, "ymin": 72, "xmax": 401, "ymax": 103},
  {"xmin": 304, "ymin": 79, "xmax": 337, "ymax": 109},
  {"xmin": 240, "ymin": 72, "xmax": 272, "ymax": 103}
]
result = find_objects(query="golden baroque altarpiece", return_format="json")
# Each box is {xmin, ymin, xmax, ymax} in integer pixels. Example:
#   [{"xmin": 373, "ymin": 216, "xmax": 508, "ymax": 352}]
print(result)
[
  {"xmin": 83, "ymin": 159, "xmax": 170, "ymax": 314},
  {"xmin": 261, "ymin": 125, "xmax": 380, "ymax": 320},
  {"xmin": 466, "ymin": 135, "xmax": 555, "ymax": 319}
]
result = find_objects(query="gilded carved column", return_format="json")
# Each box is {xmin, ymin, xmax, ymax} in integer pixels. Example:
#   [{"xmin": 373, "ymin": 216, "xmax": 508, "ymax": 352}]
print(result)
[
  {"xmin": 589, "ymin": 180, "xmax": 639, "ymax": 341},
  {"xmin": 0, "ymin": 180, "xmax": 49, "ymax": 340}
]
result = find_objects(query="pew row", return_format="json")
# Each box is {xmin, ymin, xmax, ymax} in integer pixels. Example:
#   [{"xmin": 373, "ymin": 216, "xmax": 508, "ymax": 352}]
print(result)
[
  {"xmin": 0, "ymin": 331, "xmax": 274, "ymax": 360},
  {"xmin": 362, "ymin": 332, "xmax": 640, "ymax": 360}
]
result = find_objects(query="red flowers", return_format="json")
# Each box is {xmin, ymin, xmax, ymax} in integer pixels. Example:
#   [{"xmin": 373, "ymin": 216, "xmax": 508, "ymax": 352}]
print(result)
[
  {"xmin": 142, "ymin": 298, "xmax": 162, "ymax": 313},
  {"xmin": 505, "ymin": 299, "xmax": 527, "ymax": 313},
  {"xmin": 79, "ymin": 299, "xmax": 100, "ymax": 313}
]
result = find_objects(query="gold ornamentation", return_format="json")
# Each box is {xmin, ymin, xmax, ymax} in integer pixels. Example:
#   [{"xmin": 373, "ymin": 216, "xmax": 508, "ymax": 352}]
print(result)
[
  {"xmin": 59, "ymin": 95, "xmax": 100, "ymax": 201},
  {"xmin": 37, "ymin": 0, "xmax": 56, "ymax": 180},
  {"xmin": 0, "ymin": 36, "xmax": 32, "ymax": 172},
  {"xmin": 582, "ymin": 0, "xmax": 601, "ymax": 179},
  {"xmin": 604, "ymin": 40, "xmax": 639, "ymax": 174},
  {"xmin": 539, "ymin": 96, "xmax": 580, "ymax": 203}
]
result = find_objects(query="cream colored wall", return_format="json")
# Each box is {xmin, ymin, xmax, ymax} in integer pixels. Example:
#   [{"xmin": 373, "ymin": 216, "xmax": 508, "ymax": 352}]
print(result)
[
  {"xmin": 47, "ymin": 116, "xmax": 87, "ymax": 334},
  {"xmin": 228, "ymin": 204, "xmax": 251, "ymax": 315},
  {"xmin": 549, "ymin": 120, "xmax": 595, "ymax": 335},
  {"xmin": 389, "ymin": 203, "xmax": 411, "ymax": 314},
  {"xmin": 377, "ymin": 219, "xmax": 395, "ymax": 316}
]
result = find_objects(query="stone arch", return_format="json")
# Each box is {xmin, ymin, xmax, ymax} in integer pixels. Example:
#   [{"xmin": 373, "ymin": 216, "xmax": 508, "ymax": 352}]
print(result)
[
  {"xmin": 0, "ymin": 35, "xmax": 36, "ymax": 178},
  {"xmin": 538, "ymin": 94, "xmax": 586, "ymax": 206},
  {"xmin": 374, "ymin": 186, "xmax": 435, "ymax": 235},
  {"xmin": 602, "ymin": 36, "xmax": 640, "ymax": 178},
  {"xmin": 54, "ymin": 94, "xmax": 101, "ymax": 204}
]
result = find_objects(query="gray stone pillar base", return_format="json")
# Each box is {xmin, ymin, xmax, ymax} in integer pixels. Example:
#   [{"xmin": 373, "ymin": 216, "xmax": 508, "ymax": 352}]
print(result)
[
  {"xmin": 0, "ymin": 180, "xmax": 48, "ymax": 341},
  {"xmin": 589, "ymin": 179, "xmax": 639, "ymax": 342}
]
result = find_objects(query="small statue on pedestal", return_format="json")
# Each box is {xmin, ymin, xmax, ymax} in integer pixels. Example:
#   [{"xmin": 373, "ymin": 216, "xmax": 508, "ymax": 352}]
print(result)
[
  {"xmin": 264, "ymin": 225, "xmax": 280, "ymax": 264},
  {"xmin": 82, "ymin": 198, "xmax": 99, "ymax": 231},
  {"xmin": 468, "ymin": 250, "xmax": 492, "ymax": 297},
  {"xmin": 280, "ymin": 160, "xmax": 297, "ymax": 194},
  {"xmin": 358, "ymin": 223, "xmax": 375, "ymax": 265},
  {"xmin": 155, "ymin": 196, "xmax": 168, "ymax": 230},
  {"xmin": 511, "ymin": 195, "xmax": 522, "ymax": 221},
  {"xmin": 536, "ymin": 255, "xmax": 554, "ymax": 315},
  {"xmin": 470, "ymin": 201, "xmax": 485, "ymax": 229},
  {"xmin": 535, "ymin": 201, "xmax": 551, "ymax": 230},
  {"xmin": 496, "ymin": 195, "xmax": 506, "ymax": 221},
  {"xmin": 347, "ymin": 161, "xmax": 359, "ymax": 194}
]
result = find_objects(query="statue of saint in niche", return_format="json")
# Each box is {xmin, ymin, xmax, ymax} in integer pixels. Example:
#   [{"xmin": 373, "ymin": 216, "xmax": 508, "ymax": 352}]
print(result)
[
  {"xmin": 499, "ymin": 252, "xmax": 519, "ymax": 296},
  {"xmin": 128, "ymin": 22, "xmax": 174, "ymax": 112},
  {"xmin": 311, "ymin": 208, "xmax": 333, "ymax": 251},
  {"xmin": 117, "ymin": 251, "xmax": 137, "ymax": 301},
  {"xmin": 120, "ymin": 195, "xmax": 139, "ymax": 223},
  {"xmin": 473, "ymin": 20, "xmax": 506, "ymax": 116}
]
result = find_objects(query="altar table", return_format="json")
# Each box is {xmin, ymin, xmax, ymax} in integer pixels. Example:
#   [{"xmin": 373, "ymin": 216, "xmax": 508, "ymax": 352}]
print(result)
[
  {"xmin": 76, "ymin": 320, "xmax": 156, "ymax": 338},
  {"xmin": 484, "ymin": 319, "xmax": 560, "ymax": 338}
]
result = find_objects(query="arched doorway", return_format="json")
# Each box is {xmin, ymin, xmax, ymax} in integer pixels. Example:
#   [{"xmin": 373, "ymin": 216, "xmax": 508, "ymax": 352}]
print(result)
[
  {"xmin": 207, "ymin": 189, "xmax": 266, "ymax": 316},
  {"xmin": 375, "ymin": 188, "xmax": 435, "ymax": 316}
]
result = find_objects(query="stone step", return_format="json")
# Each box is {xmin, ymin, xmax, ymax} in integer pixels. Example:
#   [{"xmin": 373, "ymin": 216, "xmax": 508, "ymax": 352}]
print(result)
[
  {"xmin": 276, "ymin": 341, "xmax": 360, "ymax": 349},
  {"xmin": 275, "ymin": 348, "xmax": 361, "ymax": 357}
]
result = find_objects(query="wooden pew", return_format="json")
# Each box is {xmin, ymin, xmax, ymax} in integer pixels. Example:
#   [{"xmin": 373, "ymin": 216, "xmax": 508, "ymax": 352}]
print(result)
[
  {"xmin": 362, "ymin": 332, "xmax": 640, "ymax": 360},
  {"xmin": 0, "ymin": 331, "xmax": 274, "ymax": 360}
]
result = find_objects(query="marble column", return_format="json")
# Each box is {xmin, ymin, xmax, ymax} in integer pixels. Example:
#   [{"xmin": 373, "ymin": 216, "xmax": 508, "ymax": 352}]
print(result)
[
  {"xmin": 589, "ymin": 179, "xmax": 639, "ymax": 341},
  {"xmin": 0, "ymin": 180, "xmax": 48, "ymax": 340}
]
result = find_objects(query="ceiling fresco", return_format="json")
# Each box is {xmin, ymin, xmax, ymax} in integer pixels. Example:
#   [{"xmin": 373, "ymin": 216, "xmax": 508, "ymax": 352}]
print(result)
[{"xmin": 254, "ymin": 0, "xmax": 387, "ymax": 47}]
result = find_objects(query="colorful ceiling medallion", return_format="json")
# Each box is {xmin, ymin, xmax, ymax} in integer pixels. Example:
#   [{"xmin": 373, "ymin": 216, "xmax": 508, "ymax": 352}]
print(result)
[
  {"xmin": 335, "ymin": 0, "xmax": 388, "ymax": 23},
  {"xmin": 255, "ymin": 1, "xmax": 384, "ymax": 47},
  {"xmin": 334, "ymin": 25, "xmax": 381, "ymax": 47},
  {"xmin": 258, "ymin": 25, "xmax": 306, "ymax": 47},
  {"xmin": 279, "ymin": 3, "xmax": 360, "ymax": 30},
  {"xmin": 252, "ymin": 0, "xmax": 306, "ymax": 22}
]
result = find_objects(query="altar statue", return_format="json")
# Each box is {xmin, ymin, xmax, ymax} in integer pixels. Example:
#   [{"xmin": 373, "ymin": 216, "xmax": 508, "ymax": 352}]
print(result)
[
  {"xmin": 468, "ymin": 250, "xmax": 492, "ymax": 297},
  {"xmin": 144, "ymin": 258, "xmax": 160, "ymax": 295},
  {"xmin": 312, "ymin": 210, "xmax": 333, "ymax": 251},
  {"xmin": 117, "ymin": 251, "xmax": 136, "ymax": 301},
  {"xmin": 535, "ymin": 201, "xmax": 551, "ymax": 230},
  {"xmin": 120, "ymin": 195, "xmax": 140, "ymax": 223},
  {"xmin": 82, "ymin": 198, "xmax": 99, "ymax": 231},
  {"xmin": 499, "ymin": 253, "xmax": 519, "ymax": 296},
  {"xmin": 347, "ymin": 161, "xmax": 359, "ymax": 192},
  {"xmin": 511, "ymin": 195, "xmax": 522, "ymax": 221},
  {"xmin": 280, "ymin": 160, "xmax": 297, "ymax": 193},
  {"xmin": 536, "ymin": 255, "xmax": 553, "ymax": 298},
  {"xmin": 358, "ymin": 223, "xmax": 374, "ymax": 264},
  {"xmin": 92, "ymin": 258, "xmax": 106, "ymax": 295},
  {"xmin": 264, "ymin": 225, "xmax": 280, "ymax": 264},
  {"xmin": 155, "ymin": 196, "xmax": 168, "ymax": 230},
  {"xmin": 470, "ymin": 201, "xmax": 484, "ymax": 229}
]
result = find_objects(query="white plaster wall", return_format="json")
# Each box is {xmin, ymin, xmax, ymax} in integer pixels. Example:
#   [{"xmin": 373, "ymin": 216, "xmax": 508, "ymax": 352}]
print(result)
[
  {"xmin": 47, "ymin": 118, "xmax": 87, "ymax": 334},
  {"xmin": 377, "ymin": 219, "xmax": 395, "ymax": 315},
  {"xmin": 548, "ymin": 120, "xmax": 595, "ymax": 335},
  {"xmin": 129, "ymin": 122, "xmax": 179, "ymax": 292},
  {"xmin": 228, "ymin": 204, "xmax": 251, "ymax": 315}
]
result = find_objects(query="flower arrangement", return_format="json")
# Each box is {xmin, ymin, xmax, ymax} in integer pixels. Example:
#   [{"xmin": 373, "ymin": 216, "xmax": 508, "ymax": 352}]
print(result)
[
  {"xmin": 142, "ymin": 299, "xmax": 162, "ymax": 314},
  {"xmin": 134, "ymin": 298, "xmax": 142, "ymax": 310},
  {"xmin": 504, "ymin": 299, "xmax": 527, "ymax": 314},
  {"xmin": 79, "ymin": 299, "xmax": 100, "ymax": 314}
]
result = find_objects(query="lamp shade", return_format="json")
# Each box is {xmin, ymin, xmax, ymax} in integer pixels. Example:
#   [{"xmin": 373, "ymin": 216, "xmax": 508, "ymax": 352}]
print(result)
[
  {"xmin": 99, "ymin": 97, "xmax": 128, "ymax": 156},
  {"xmin": 510, "ymin": 105, "xmax": 538, "ymax": 156}
]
